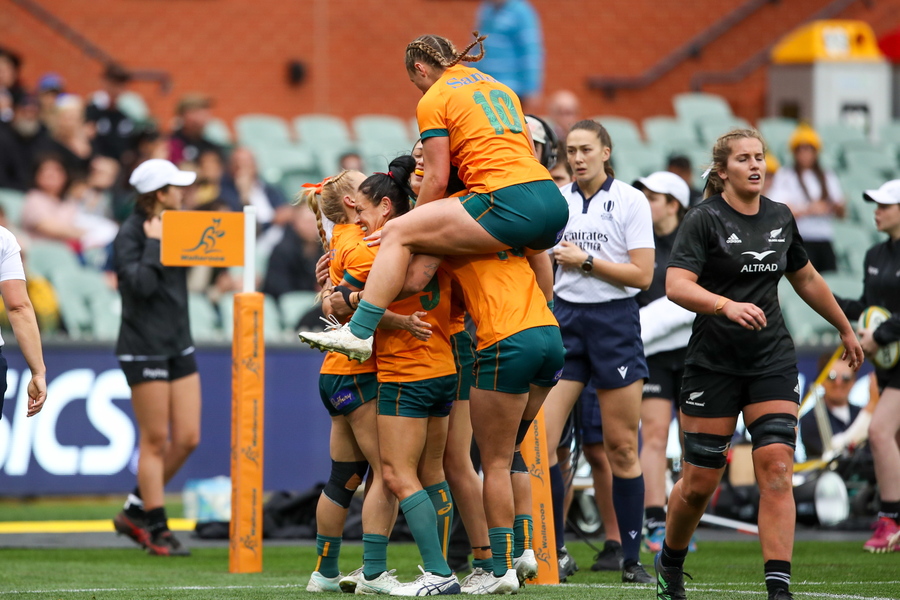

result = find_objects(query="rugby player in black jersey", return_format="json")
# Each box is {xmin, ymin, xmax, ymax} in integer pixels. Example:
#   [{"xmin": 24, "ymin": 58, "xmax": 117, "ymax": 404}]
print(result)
[{"xmin": 655, "ymin": 129, "xmax": 863, "ymax": 600}]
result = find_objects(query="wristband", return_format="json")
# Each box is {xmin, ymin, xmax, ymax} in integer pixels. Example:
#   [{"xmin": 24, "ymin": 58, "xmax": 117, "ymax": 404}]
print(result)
[
  {"xmin": 334, "ymin": 285, "xmax": 354, "ymax": 308},
  {"xmin": 714, "ymin": 296, "xmax": 731, "ymax": 315}
]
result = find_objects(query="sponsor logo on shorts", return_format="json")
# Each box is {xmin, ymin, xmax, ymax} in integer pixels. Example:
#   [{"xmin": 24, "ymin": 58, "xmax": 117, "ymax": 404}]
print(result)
[
  {"xmin": 628, "ymin": 530, "xmax": 638, "ymax": 539},
  {"xmin": 552, "ymin": 369, "xmax": 563, "ymax": 382},
  {"xmin": 793, "ymin": 383, "xmax": 800, "ymax": 395},
  {"xmin": 643, "ymin": 383, "xmax": 662, "ymax": 395},
  {"xmin": 685, "ymin": 390, "xmax": 705, "ymax": 407},
  {"xmin": 617, "ymin": 366, "xmax": 628, "ymax": 379},
  {"xmin": 868, "ymin": 266, "xmax": 879, "ymax": 276},
  {"xmin": 330, "ymin": 388, "xmax": 357, "ymax": 411},
  {"xmin": 726, "ymin": 233, "xmax": 742, "ymax": 244},
  {"xmin": 142, "ymin": 368, "xmax": 168, "ymax": 380}
]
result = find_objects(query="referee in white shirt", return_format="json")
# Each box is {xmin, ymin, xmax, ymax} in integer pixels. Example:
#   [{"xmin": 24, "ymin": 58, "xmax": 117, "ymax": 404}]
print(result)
[{"xmin": 543, "ymin": 119, "xmax": 655, "ymax": 584}]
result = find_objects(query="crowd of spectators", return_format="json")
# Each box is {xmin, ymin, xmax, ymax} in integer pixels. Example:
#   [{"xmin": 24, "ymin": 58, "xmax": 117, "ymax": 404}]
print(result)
[{"xmin": 0, "ymin": 46, "xmax": 325, "ymax": 339}]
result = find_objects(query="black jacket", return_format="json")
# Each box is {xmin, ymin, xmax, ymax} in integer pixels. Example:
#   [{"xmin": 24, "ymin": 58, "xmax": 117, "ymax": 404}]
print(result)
[
  {"xmin": 799, "ymin": 403, "xmax": 861, "ymax": 459},
  {"xmin": 836, "ymin": 237, "xmax": 900, "ymax": 347},
  {"xmin": 114, "ymin": 209, "xmax": 192, "ymax": 357}
]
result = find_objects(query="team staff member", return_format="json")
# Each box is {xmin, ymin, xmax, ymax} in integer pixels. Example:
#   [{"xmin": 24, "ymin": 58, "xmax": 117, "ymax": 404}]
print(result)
[
  {"xmin": 632, "ymin": 171, "xmax": 694, "ymax": 553},
  {"xmin": 834, "ymin": 179, "xmax": 900, "ymax": 553},
  {"xmin": 0, "ymin": 226, "xmax": 47, "ymax": 420},
  {"xmin": 544, "ymin": 119, "xmax": 656, "ymax": 585},
  {"xmin": 657, "ymin": 129, "xmax": 863, "ymax": 600},
  {"xmin": 299, "ymin": 32, "xmax": 568, "ymax": 362},
  {"xmin": 112, "ymin": 159, "xmax": 201, "ymax": 557}
]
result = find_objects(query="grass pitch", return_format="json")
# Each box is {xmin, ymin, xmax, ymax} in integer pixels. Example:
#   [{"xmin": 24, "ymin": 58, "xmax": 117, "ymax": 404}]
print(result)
[{"xmin": 0, "ymin": 539, "xmax": 896, "ymax": 599}]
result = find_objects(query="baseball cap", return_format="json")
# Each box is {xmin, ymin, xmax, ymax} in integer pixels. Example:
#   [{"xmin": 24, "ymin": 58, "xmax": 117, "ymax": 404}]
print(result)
[
  {"xmin": 37, "ymin": 72, "xmax": 64, "ymax": 94},
  {"xmin": 635, "ymin": 171, "xmax": 691, "ymax": 208},
  {"xmin": 525, "ymin": 115, "xmax": 547, "ymax": 145},
  {"xmin": 129, "ymin": 159, "xmax": 197, "ymax": 193},
  {"xmin": 863, "ymin": 179, "xmax": 900, "ymax": 205}
]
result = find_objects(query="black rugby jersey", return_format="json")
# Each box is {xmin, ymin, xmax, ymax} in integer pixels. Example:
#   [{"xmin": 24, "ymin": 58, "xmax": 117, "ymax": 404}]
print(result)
[
  {"xmin": 836, "ymin": 236, "xmax": 900, "ymax": 347},
  {"xmin": 636, "ymin": 227, "xmax": 679, "ymax": 308},
  {"xmin": 114, "ymin": 209, "xmax": 193, "ymax": 358},
  {"xmin": 669, "ymin": 195, "xmax": 809, "ymax": 375}
]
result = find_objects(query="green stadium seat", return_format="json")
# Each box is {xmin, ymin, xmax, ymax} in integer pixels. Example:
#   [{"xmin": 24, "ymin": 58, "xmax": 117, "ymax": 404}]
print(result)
[
  {"xmin": 843, "ymin": 146, "xmax": 897, "ymax": 179},
  {"xmin": 52, "ymin": 267, "xmax": 109, "ymax": 339},
  {"xmin": 757, "ymin": 117, "xmax": 798, "ymax": 161},
  {"xmin": 673, "ymin": 93, "xmax": 733, "ymax": 127},
  {"xmin": 27, "ymin": 240, "xmax": 81, "ymax": 281},
  {"xmin": 697, "ymin": 117, "xmax": 752, "ymax": 147},
  {"xmin": 818, "ymin": 123, "xmax": 867, "ymax": 150},
  {"xmin": 188, "ymin": 293, "xmax": 221, "ymax": 342},
  {"xmin": 279, "ymin": 290, "xmax": 319, "ymax": 332},
  {"xmin": 879, "ymin": 120, "xmax": 900, "ymax": 146},
  {"xmin": 116, "ymin": 91, "xmax": 151, "ymax": 124},
  {"xmin": 592, "ymin": 116, "xmax": 643, "ymax": 147},
  {"xmin": 410, "ymin": 117, "xmax": 420, "ymax": 142},
  {"xmin": 89, "ymin": 286, "xmax": 122, "ymax": 341},
  {"xmin": 822, "ymin": 272, "xmax": 863, "ymax": 301},
  {"xmin": 235, "ymin": 114, "xmax": 293, "ymax": 147},
  {"xmin": 294, "ymin": 114, "xmax": 353, "ymax": 146},
  {"xmin": 831, "ymin": 220, "xmax": 874, "ymax": 276},
  {"xmin": 642, "ymin": 117, "xmax": 701, "ymax": 155},
  {"xmin": 0, "ymin": 188, "xmax": 26, "ymax": 228},
  {"xmin": 353, "ymin": 115, "xmax": 413, "ymax": 148},
  {"xmin": 614, "ymin": 145, "xmax": 666, "ymax": 179},
  {"xmin": 251, "ymin": 143, "xmax": 318, "ymax": 185},
  {"xmin": 778, "ymin": 278, "xmax": 836, "ymax": 347},
  {"xmin": 203, "ymin": 118, "xmax": 233, "ymax": 147}
]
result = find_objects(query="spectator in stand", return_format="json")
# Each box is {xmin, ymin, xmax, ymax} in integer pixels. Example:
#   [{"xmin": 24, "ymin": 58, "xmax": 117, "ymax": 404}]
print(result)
[
  {"xmin": 768, "ymin": 124, "xmax": 844, "ymax": 273},
  {"xmin": 190, "ymin": 149, "xmax": 226, "ymax": 210},
  {"xmin": 86, "ymin": 64, "xmax": 139, "ymax": 163},
  {"xmin": 666, "ymin": 155, "xmax": 703, "ymax": 207},
  {"xmin": 35, "ymin": 73, "xmax": 64, "ymax": 128},
  {"xmin": 546, "ymin": 90, "xmax": 580, "ymax": 141},
  {"xmin": 0, "ymin": 94, "xmax": 51, "ymax": 191},
  {"xmin": 261, "ymin": 202, "xmax": 321, "ymax": 299},
  {"xmin": 42, "ymin": 94, "xmax": 95, "ymax": 181},
  {"xmin": 339, "ymin": 151, "xmax": 365, "ymax": 173},
  {"xmin": 70, "ymin": 156, "xmax": 120, "ymax": 220},
  {"xmin": 219, "ymin": 146, "xmax": 291, "ymax": 231},
  {"xmin": 476, "ymin": 0, "xmax": 544, "ymax": 110},
  {"xmin": 799, "ymin": 354, "xmax": 864, "ymax": 460},
  {"xmin": 0, "ymin": 46, "xmax": 24, "ymax": 121},
  {"xmin": 169, "ymin": 93, "xmax": 222, "ymax": 165},
  {"xmin": 21, "ymin": 154, "xmax": 83, "ymax": 247}
]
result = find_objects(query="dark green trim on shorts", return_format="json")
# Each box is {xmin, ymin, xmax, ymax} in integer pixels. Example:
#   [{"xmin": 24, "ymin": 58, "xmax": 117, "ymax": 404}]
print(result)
[
  {"xmin": 377, "ymin": 374, "xmax": 457, "ymax": 418},
  {"xmin": 342, "ymin": 270, "xmax": 365, "ymax": 289},
  {"xmin": 319, "ymin": 372, "xmax": 378, "ymax": 417},
  {"xmin": 421, "ymin": 128, "xmax": 449, "ymax": 139},
  {"xmin": 474, "ymin": 326, "xmax": 565, "ymax": 394}
]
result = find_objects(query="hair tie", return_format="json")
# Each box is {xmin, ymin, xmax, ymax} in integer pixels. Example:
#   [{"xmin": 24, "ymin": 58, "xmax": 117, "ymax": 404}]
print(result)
[
  {"xmin": 301, "ymin": 176, "xmax": 332, "ymax": 195},
  {"xmin": 701, "ymin": 166, "xmax": 713, "ymax": 180}
]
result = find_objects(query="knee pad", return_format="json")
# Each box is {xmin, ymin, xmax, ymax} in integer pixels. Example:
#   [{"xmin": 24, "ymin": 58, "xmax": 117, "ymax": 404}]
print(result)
[
  {"xmin": 682, "ymin": 431, "xmax": 732, "ymax": 469},
  {"xmin": 516, "ymin": 419, "xmax": 534, "ymax": 446},
  {"xmin": 324, "ymin": 460, "xmax": 369, "ymax": 509},
  {"xmin": 747, "ymin": 413, "xmax": 797, "ymax": 451},
  {"xmin": 511, "ymin": 450, "xmax": 528, "ymax": 474}
]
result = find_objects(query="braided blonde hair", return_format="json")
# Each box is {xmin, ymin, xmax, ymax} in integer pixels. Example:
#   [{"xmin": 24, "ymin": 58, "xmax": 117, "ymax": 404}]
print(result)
[
  {"xmin": 405, "ymin": 31, "xmax": 487, "ymax": 73},
  {"xmin": 704, "ymin": 129, "xmax": 767, "ymax": 198},
  {"xmin": 298, "ymin": 170, "xmax": 362, "ymax": 253}
]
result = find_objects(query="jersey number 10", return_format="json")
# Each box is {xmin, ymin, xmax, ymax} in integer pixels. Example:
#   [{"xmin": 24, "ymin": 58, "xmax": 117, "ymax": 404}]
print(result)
[{"xmin": 473, "ymin": 90, "xmax": 523, "ymax": 135}]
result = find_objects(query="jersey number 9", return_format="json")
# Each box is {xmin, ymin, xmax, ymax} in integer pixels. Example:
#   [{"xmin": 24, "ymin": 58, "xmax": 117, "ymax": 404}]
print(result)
[
  {"xmin": 419, "ymin": 275, "xmax": 441, "ymax": 311},
  {"xmin": 473, "ymin": 90, "xmax": 523, "ymax": 135}
]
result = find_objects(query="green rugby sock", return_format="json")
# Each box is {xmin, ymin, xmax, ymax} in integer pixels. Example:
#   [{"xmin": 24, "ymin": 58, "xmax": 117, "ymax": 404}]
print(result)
[
  {"xmin": 315, "ymin": 534, "xmax": 342, "ymax": 577},
  {"xmin": 349, "ymin": 300, "xmax": 385, "ymax": 339},
  {"xmin": 400, "ymin": 490, "xmax": 451, "ymax": 577},
  {"xmin": 513, "ymin": 514, "xmax": 533, "ymax": 558},
  {"xmin": 362, "ymin": 533, "xmax": 389, "ymax": 580},
  {"xmin": 489, "ymin": 527, "xmax": 514, "ymax": 577},
  {"xmin": 424, "ymin": 481, "xmax": 454, "ymax": 559}
]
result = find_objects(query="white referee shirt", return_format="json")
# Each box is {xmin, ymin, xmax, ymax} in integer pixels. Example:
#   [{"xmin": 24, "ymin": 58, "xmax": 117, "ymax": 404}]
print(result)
[
  {"xmin": 0, "ymin": 226, "xmax": 27, "ymax": 347},
  {"xmin": 553, "ymin": 177, "xmax": 654, "ymax": 304}
]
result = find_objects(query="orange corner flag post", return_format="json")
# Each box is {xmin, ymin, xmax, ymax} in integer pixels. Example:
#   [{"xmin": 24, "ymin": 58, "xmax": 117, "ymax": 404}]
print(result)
[
  {"xmin": 230, "ymin": 291, "xmax": 264, "ymax": 573},
  {"xmin": 230, "ymin": 206, "xmax": 264, "ymax": 573},
  {"xmin": 519, "ymin": 407, "xmax": 559, "ymax": 584},
  {"xmin": 162, "ymin": 206, "xmax": 264, "ymax": 573}
]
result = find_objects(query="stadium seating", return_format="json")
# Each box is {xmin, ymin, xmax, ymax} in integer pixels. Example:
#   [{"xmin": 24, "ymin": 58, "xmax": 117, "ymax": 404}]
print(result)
[
  {"xmin": 188, "ymin": 293, "xmax": 221, "ymax": 342},
  {"xmin": 592, "ymin": 115, "xmax": 643, "ymax": 148},
  {"xmin": 218, "ymin": 292, "xmax": 283, "ymax": 340},
  {"xmin": 53, "ymin": 267, "xmax": 110, "ymax": 339},
  {"xmin": 116, "ymin": 91, "xmax": 151, "ymax": 124},
  {"xmin": 203, "ymin": 118, "xmax": 234, "ymax": 148},
  {"xmin": 278, "ymin": 290, "xmax": 319, "ymax": 332},
  {"xmin": 831, "ymin": 220, "xmax": 875, "ymax": 275},
  {"xmin": 27, "ymin": 240, "xmax": 81, "ymax": 280},
  {"xmin": 642, "ymin": 116, "xmax": 701, "ymax": 155},
  {"xmin": 0, "ymin": 188, "xmax": 25, "ymax": 227},
  {"xmin": 673, "ymin": 92, "xmax": 734, "ymax": 128},
  {"xmin": 697, "ymin": 117, "xmax": 752, "ymax": 148},
  {"xmin": 757, "ymin": 116, "xmax": 798, "ymax": 161},
  {"xmin": 235, "ymin": 114, "xmax": 294, "ymax": 147},
  {"xmin": 89, "ymin": 286, "xmax": 122, "ymax": 341}
]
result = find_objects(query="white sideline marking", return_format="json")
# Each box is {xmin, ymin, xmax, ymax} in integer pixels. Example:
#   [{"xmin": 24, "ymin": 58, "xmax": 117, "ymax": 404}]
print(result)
[{"xmin": 560, "ymin": 582, "xmax": 899, "ymax": 599}]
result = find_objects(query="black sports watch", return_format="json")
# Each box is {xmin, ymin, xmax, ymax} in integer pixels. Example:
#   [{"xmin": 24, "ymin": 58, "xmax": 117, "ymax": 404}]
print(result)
[{"xmin": 581, "ymin": 255, "xmax": 594, "ymax": 273}]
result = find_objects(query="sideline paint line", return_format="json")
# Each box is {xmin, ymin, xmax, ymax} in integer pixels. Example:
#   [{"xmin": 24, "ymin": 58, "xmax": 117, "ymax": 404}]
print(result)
[
  {"xmin": 0, "ymin": 584, "xmax": 305, "ymax": 595},
  {"xmin": 560, "ymin": 583, "xmax": 896, "ymax": 600},
  {"xmin": 0, "ymin": 518, "xmax": 196, "ymax": 534}
]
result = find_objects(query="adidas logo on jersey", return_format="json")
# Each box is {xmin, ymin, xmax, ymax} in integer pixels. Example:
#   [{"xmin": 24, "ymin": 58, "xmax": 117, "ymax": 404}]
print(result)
[{"xmin": 726, "ymin": 233, "xmax": 742, "ymax": 244}]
